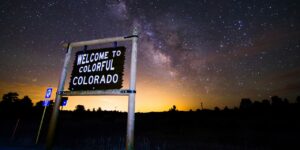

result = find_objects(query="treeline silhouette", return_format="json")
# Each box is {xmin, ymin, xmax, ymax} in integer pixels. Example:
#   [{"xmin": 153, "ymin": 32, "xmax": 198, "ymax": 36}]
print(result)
[
  {"xmin": 1, "ymin": 92, "xmax": 300, "ymax": 115},
  {"xmin": 0, "ymin": 92, "xmax": 54, "ymax": 118},
  {"xmin": 0, "ymin": 92, "xmax": 300, "ymax": 149}
]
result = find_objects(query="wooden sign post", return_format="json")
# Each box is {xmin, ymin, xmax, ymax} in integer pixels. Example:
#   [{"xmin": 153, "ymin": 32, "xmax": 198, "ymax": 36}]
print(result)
[{"xmin": 46, "ymin": 28, "xmax": 138, "ymax": 150}]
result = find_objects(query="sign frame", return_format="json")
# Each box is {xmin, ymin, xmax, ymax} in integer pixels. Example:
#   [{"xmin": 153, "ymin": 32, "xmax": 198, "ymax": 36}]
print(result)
[
  {"xmin": 69, "ymin": 46, "xmax": 126, "ymax": 91},
  {"xmin": 46, "ymin": 28, "xmax": 138, "ymax": 150}
]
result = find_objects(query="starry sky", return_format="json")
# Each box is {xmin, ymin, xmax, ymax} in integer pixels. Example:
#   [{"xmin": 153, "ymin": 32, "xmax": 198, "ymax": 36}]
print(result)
[{"xmin": 0, "ymin": 0, "xmax": 299, "ymax": 112}]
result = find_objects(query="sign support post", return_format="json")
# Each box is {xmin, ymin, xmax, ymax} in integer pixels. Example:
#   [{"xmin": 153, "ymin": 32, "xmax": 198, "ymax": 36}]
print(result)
[
  {"xmin": 46, "ymin": 45, "xmax": 72, "ymax": 150},
  {"xmin": 126, "ymin": 27, "xmax": 138, "ymax": 150}
]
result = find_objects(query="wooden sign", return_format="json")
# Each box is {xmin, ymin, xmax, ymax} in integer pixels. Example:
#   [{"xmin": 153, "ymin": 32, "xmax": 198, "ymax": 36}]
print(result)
[{"xmin": 69, "ymin": 46, "xmax": 126, "ymax": 91}]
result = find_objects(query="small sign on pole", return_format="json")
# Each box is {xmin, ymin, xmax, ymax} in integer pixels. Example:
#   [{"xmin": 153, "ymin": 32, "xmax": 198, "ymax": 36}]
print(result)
[
  {"xmin": 42, "ymin": 100, "xmax": 50, "ymax": 107},
  {"xmin": 45, "ymin": 88, "xmax": 52, "ymax": 99},
  {"xmin": 36, "ymin": 87, "xmax": 52, "ymax": 144},
  {"xmin": 60, "ymin": 97, "xmax": 68, "ymax": 106}
]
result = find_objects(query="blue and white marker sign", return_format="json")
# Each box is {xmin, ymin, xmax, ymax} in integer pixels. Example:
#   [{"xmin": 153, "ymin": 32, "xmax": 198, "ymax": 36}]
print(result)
[
  {"xmin": 61, "ymin": 99, "xmax": 68, "ymax": 106},
  {"xmin": 43, "ymin": 100, "xmax": 50, "ymax": 107},
  {"xmin": 45, "ymin": 88, "xmax": 53, "ymax": 99}
]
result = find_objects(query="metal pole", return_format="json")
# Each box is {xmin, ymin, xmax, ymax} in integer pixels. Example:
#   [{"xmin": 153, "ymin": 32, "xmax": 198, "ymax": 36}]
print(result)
[
  {"xmin": 35, "ymin": 105, "xmax": 47, "ymax": 144},
  {"xmin": 126, "ymin": 27, "xmax": 138, "ymax": 150},
  {"xmin": 10, "ymin": 118, "xmax": 20, "ymax": 142},
  {"xmin": 46, "ymin": 45, "xmax": 72, "ymax": 150}
]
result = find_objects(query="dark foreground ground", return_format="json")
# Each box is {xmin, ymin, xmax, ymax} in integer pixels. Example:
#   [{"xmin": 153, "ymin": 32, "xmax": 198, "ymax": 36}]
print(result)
[{"xmin": 0, "ymin": 107, "xmax": 299, "ymax": 150}]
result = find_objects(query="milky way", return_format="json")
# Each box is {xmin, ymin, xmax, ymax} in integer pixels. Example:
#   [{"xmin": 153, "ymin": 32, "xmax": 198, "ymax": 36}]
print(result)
[{"xmin": 0, "ymin": 0, "xmax": 299, "ymax": 111}]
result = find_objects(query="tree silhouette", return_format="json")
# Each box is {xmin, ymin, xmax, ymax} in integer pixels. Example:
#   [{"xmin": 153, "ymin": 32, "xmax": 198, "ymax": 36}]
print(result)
[
  {"xmin": 2, "ymin": 92, "xmax": 19, "ymax": 102},
  {"xmin": 214, "ymin": 107, "xmax": 220, "ymax": 111},
  {"xmin": 35, "ymin": 100, "xmax": 44, "ymax": 109},
  {"xmin": 169, "ymin": 105, "xmax": 177, "ymax": 112},
  {"xmin": 252, "ymin": 101, "xmax": 262, "ymax": 111},
  {"xmin": 1, "ymin": 92, "xmax": 19, "ymax": 107},
  {"xmin": 18, "ymin": 96, "xmax": 33, "ymax": 115},
  {"xmin": 0, "ymin": 92, "xmax": 34, "ymax": 117},
  {"xmin": 20, "ymin": 96, "xmax": 33, "ymax": 108},
  {"xmin": 261, "ymin": 99, "xmax": 271, "ymax": 108},
  {"xmin": 0, "ymin": 92, "xmax": 20, "ymax": 113},
  {"xmin": 97, "ymin": 107, "xmax": 102, "ymax": 112},
  {"xmin": 223, "ymin": 106, "xmax": 229, "ymax": 111},
  {"xmin": 75, "ymin": 105, "xmax": 85, "ymax": 112},
  {"xmin": 239, "ymin": 98, "xmax": 252, "ymax": 110},
  {"xmin": 271, "ymin": 96, "xmax": 283, "ymax": 109}
]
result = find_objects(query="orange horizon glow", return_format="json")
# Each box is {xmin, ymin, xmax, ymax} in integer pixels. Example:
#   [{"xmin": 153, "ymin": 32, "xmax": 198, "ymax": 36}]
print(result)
[{"xmin": 0, "ymin": 77, "xmax": 243, "ymax": 112}]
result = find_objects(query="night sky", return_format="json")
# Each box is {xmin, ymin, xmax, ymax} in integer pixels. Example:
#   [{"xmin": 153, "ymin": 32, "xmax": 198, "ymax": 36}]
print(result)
[{"xmin": 0, "ymin": 0, "xmax": 299, "ymax": 112}]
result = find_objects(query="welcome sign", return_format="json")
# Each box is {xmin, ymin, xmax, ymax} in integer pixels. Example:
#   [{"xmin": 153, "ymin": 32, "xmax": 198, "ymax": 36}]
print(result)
[{"xmin": 69, "ymin": 46, "xmax": 126, "ymax": 91}]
